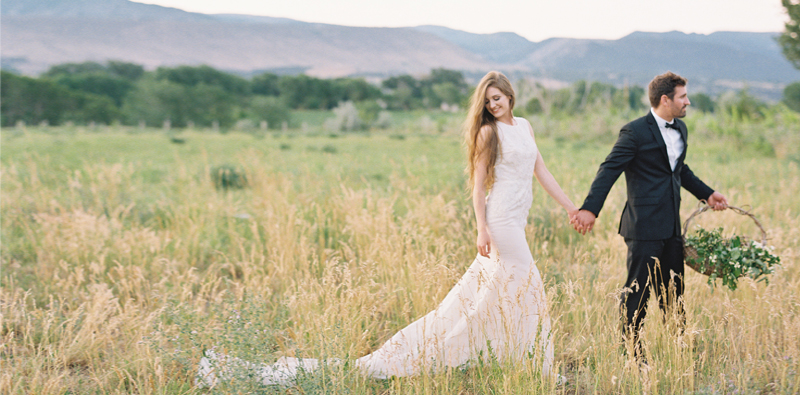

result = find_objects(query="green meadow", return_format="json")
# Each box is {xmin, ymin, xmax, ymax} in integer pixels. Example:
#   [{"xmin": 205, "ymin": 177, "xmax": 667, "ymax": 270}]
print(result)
[{"xmin": 2, "ymin": 108, "xmax": 799, "ymax": 394}]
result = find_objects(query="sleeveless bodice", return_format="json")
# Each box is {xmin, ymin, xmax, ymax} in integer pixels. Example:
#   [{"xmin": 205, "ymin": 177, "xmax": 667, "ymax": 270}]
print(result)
[{"xmin": 486, "ymin": 117, "xmax": 538, "ymax": 228}]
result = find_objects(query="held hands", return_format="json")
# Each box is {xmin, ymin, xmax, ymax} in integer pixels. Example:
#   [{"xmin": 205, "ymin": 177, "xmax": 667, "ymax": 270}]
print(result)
[
  {"xmin": 707, "ymin": 191, "xmax": 728, "ymax": 211},
  {"xmin": 571, "ymin": 209, "xmax": 596, "ymax": 235}
]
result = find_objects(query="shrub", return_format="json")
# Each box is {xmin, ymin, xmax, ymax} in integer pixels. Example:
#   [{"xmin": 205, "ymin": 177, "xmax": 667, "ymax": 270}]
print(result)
[
  {"xmin": 211, "ymin": 165, "xmax": 248, "ymax": 190},
  {"xmin": 783, "ymin": 81, "xmax": 800, "ymax": 112},
  {"xmin": 324, "ymin": 101, "xmax": 362, "ymax": 131}
]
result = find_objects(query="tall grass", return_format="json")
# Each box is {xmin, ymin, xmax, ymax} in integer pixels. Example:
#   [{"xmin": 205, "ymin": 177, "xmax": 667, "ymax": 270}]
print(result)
[{"xmin": 2, "ymin": 109, "xmax": 799, "ymax": 394}]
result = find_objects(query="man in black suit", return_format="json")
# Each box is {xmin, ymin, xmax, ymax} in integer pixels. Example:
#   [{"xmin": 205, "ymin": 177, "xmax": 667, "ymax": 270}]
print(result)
[{"xmin": 573, "ymin": 72, "xmax": 728, "ymax": 359}]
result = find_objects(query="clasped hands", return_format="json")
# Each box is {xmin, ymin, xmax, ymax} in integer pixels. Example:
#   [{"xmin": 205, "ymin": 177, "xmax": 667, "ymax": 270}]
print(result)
[{"xmin": 569, "ymin": 209, "xmax": 595, "ymax": 235}]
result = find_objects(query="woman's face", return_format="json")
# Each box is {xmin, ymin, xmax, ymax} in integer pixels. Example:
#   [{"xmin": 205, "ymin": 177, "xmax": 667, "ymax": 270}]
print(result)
[{"xmin": 484, "ymin": 86, "xmax": 511, "ymax": 120}]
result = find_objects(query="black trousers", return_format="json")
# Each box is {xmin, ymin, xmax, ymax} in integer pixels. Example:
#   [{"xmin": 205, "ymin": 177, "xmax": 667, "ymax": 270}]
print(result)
[{"xmin": 621, "ymin": 234, "xmax": 686, "ymax": 348}]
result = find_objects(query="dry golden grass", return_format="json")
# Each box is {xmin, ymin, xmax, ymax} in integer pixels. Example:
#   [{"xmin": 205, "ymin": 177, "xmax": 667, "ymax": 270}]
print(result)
[{"xmin": 2, "ymin": 110, "xmax": 799, "ymax": 394}]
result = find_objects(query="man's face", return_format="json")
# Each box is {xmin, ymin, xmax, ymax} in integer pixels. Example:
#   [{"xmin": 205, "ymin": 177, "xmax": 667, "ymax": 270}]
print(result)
[{"xmin": 664, "ymin": 85, "xmax": 690, "ymax": 119}]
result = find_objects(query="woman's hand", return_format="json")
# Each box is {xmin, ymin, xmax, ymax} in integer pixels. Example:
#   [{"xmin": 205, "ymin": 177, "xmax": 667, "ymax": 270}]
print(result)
[
  {"xmin": 477, "ymin": 229, "xmax": 492, "ymax": 258},
  {"xmin": 568, "ymin": 208, "xmax": 579, "ymax": 225}
]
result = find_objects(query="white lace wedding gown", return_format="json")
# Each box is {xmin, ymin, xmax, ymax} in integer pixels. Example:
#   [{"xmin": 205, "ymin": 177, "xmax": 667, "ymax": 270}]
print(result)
[{"xmin": 198, "ymin": 117, "xmax": 554, "ymax": 386}]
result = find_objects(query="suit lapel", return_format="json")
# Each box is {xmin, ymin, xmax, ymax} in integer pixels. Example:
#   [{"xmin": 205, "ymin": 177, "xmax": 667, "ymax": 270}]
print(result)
[{"xmin": 646, "ymin": 112, "xmax": 670, "ymax": 166}]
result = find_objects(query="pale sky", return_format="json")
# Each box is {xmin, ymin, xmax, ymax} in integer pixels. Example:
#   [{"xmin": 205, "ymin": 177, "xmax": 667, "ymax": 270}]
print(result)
[{"xmin": 133, "ymin": 0, "xmax": 788, "ymax": 42}]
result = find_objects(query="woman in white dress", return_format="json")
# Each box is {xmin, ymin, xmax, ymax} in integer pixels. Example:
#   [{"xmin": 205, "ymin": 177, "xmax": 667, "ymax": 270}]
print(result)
[{"xmin": 198, "ymin": 71, "xmax": 578, "ymax": 386}]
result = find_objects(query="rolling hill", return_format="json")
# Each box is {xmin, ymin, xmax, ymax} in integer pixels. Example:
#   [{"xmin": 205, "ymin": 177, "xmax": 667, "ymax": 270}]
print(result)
[{"xmin": 2, "ymin": 0, "xmax": 798, "ymax": 99}]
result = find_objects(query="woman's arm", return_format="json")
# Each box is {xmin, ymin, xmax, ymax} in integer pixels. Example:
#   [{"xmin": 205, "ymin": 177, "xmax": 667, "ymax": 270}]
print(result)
[
  {"xmin": 527, "ymin": 122, "xmax": 579, "ymax": 219},
  {"xmin": 534, "ymin": 152, "xmax": 578, "ymax": 217},
  {"xmin": 473, "ymin": 126, "xmax": 492, "ymax": 258}
]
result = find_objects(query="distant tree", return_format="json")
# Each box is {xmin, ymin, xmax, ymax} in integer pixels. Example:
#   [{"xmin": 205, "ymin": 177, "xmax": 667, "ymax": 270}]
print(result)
[
  {"xmin": 42, "ymin": 61, "xmax": 107, "ymax": 78},
  {"xmin": 525, "ymin": 97, "xmax": 544, "ymax": 114},
  {"xmin": 783, "ymin": 81, "xmax": 800, "ymax": 112},
  {"xmin": 382, "ymin": 74, "xmax": 423, "ymax": 110},
  {"xmin": 690, "ymin": 93, "xmax": 715, "ymax": 113},
  {"xmin": 155, "ymin": 65, "xmax": 250, "ymax": 96},
  {"xmin": 107, "ymin": 61, "xmax": 145, "ymax": 81},
  {"xmin": 277, "ymin": 74, "xmax": 335, "ymax": 109},
  {"xmin": 548, "ymin": 87, "xmax": 575, "ymax": 114},
  {"xmin": 122, "ymin": 78, "xmax": 236, "ymax": 128},
  {"xmin": 246, "ymin": 96, "xmax": 290, "ymax": 129},
  {"xmin": 336, "ymin": 78, "xmax": 382, "ymax": 103},
  {"xmin": 430, "ymin": 82, "xmax": 463, "ymax": 107},
  {"xmin": 421, "ymin": 69, "xmax": 469, "ymax": 108},
  {"xmin": 779, "ymin": 0, "xmax": 800, "ymax": 69},
  {"xmin": 382, "ymin": 74, "xmax": 420, "ymax": 92},
  {"xmin": 543, "ymin": 81, "xmax": 645, "ymax": 114},
  {"xmin": 2, "ymin": 71, "xmax": 71, "ymax": 126},
  {"xmin": 42, "ymin": 61, "xmax": 144, "ymax": 106},
  {"xmin": 251, "ymin": 73, "xmax": 281, "ymax": 96},
  {"xmin": 43, "ymin": 61, "xmax": 144, "ymax": 81},
  {"xmin": 1, "ymin": 71, "xmax": 119, "ymax": 126},
  {"xmin": 718, "ymin": 89, "xmax": 767, "ymax": 120},
  {"xmin": 122, "ymin": 79, "xmax": 186, "ymax": 127},
  {"xmin": 425, "ymin": 68, "xmax": 467, "ymax": 87},
  {"xmin": 625, "ymin": 86, "xmax": 647, "ymax": 111},
  {"xmin": 47, "ymin": 73, "xmax": 134, "ymax": 107}
]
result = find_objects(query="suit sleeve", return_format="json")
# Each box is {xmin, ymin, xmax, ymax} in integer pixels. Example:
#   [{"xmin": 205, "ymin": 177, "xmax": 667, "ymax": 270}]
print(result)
[
  {"xmin": 580, "ymin": 126, "xmax": 637, "ymax": 217},
  {"xmin": 679, "ymin": 163, "xmax": 714, "ymax": 201}
]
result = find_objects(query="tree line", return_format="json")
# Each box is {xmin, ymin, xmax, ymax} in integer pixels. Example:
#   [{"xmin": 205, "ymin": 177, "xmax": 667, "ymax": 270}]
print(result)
[
  {"xmin": 0, "ymin": 63, "xmax": 472, "ymax": 128},
  {"xmin": 2, "ymin": 61, "xmax": 798, "ymax": 129}
]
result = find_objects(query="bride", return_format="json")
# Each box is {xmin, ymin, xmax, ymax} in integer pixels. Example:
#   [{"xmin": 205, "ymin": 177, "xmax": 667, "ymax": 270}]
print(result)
[{"xmin": 198, "ymin": 71, "xmax": 579, "ymax": 386}]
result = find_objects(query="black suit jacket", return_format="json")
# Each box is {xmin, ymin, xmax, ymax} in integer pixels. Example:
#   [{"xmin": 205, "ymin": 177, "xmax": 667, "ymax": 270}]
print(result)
[{"xmin": 580, "ymin": 112, "xmax": 714, "ymax": 240}]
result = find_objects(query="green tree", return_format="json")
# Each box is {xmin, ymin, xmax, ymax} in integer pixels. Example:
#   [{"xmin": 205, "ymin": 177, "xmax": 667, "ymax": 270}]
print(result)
[
  {"xmin": 718, "ymin": 89, "xmax": 767, "ymax": 120},
  {"xmin": 783, "ymin": 81, "xmax": 800, "ymax": 112},
  {"xmin": 1, "ymin": 71, "xmax": 119, "ymax": 126},
  {"xmin": 251, "ymin": 73, "xmax": 281, "ymax": 96},
  {"xmin": 382, "ymin": 75, "xmax": 423, "ymax": 110},
  {"xmin": 525, "ymin": 97, "xmax": 544, "ymax": 114},
  {"xmin": 155, "ymin": 65, "xmax": 249, "ymax": 96},
  {"xmin": 277, "ymin": 74, "xmax": 341, "ymax": 109},
  {"xmin": 42, "ymin": 61, "xmax": 107, "ymax": 77},
  {"xmin": 122, "ymin": 79, "xmax": 187, "ymax": 127},
  {"xmin": 48, "ymin": 73, "xmax": 133, "ymax": 107},
  {"xmin": 337, "ymin": 78, "xmax": 382, "ymax": 103},
  {"xmin": 122, "ymin": 78, "xmax": 236, "ymax": 128},
  {"xmin": 107, "ymin": 61, "xmax": 145, "ymax": 81},
  {"xmin": 245, "ymin": 96, "xmax": 290, "ymax": 129},
  {"xmin": 425, "ymin": 68, "xmax": 467, "ymax": 86},
  {"xmin": 779, "ymin": 0, "xmax": 800, "ymax": 69},
  {"xmin": 421, "ymin": 69, "xmax": 469, "ymax": 108},
  {"xmin": 42, "ymin": 61, "xmax": 144, "ymax": 107},
  {"xmin": 690, "ymin": 93, "xmax": 716, "ymax": 113}
]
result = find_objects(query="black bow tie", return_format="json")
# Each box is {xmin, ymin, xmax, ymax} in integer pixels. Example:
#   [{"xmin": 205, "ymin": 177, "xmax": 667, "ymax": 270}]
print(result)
[{"xmin": 664, "ymin": 122, "xmax": 679, "ymax": 130}]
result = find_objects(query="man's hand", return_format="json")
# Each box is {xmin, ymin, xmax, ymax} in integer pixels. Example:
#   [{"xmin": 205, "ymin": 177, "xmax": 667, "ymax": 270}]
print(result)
[
  {"xmin": 707, "ymin": 191, "xmax": 728, "ymax": 211},
  {"xmin": 573, "ymin": 209, "xmax": 596, "ymax": 235}
]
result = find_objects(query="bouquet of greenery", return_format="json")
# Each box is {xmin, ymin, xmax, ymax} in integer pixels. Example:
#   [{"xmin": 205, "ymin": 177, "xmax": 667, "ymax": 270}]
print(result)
[{"xmin": 684, "ymin": 226, "xmax": 780, "ymax": 290}]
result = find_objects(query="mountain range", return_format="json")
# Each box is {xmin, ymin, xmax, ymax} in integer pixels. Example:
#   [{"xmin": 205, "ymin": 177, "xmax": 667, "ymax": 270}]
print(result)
[{"xmin": 2, "ymin": 0, "xmax": 798, "ymax": 99}]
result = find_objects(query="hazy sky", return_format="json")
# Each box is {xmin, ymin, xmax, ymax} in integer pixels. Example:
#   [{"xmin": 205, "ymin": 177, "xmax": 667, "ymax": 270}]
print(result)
[{"xmin": 133, "ymin": 0, "xmax": 787, "ymax": 42}]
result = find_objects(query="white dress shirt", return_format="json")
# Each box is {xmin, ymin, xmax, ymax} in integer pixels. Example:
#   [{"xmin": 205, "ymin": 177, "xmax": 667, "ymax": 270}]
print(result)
[{"xmin": 650, "ymin": 108, "xmax": 685, "ymax": 171}]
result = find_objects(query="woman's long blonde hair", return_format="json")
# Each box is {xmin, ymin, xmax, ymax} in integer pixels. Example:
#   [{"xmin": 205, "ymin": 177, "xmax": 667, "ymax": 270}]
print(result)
[{"xmin": 465, "ymin": 71, "xmax": 516, "ymax": 192}]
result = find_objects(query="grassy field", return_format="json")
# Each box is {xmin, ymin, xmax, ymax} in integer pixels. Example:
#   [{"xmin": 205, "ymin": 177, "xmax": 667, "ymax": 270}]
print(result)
[{"xmin": 2, "ymin": 108, "xmax": 799, "ymax": 394}]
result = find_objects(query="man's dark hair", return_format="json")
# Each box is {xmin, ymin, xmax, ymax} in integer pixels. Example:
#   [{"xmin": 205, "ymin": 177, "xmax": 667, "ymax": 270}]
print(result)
[{"xmin": 648, "ymin": 72, "xmax": 688, "ymax": 108}]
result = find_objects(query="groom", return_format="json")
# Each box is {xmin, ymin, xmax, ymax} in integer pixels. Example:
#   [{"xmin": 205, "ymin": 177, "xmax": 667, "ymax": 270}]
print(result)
[{"xmin": 573, "ymin": 72, "xmax": 727, "ymax": 358}]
